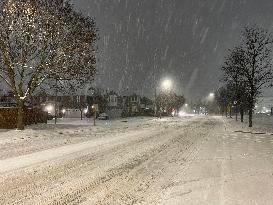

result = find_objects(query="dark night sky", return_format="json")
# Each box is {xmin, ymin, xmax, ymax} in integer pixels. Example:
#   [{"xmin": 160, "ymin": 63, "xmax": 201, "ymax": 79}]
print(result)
[{"xmin": 72, "ymin": 0, "xmax": 273, "ymax": 101}]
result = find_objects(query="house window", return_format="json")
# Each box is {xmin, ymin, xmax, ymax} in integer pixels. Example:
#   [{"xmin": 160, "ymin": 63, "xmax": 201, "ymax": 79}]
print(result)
[
  {"xmin": 131, "ymin": 96, "xmax": 138, "ymax": 102},
  {"xmin": 109, "ymin": 95, "xmax": 117, "ymax": 103}
]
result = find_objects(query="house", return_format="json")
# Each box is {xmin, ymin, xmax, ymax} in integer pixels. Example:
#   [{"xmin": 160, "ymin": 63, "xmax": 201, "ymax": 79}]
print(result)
[
  {"xmin": 33, "ymin": 90, "xmax": 154, "ymax": 119},
  {"xmin": 105, "ymin": 94, "xmax": 122, "ymax": 119},
  {"xmin": 0, "ymin": 91, "xmax": 16, "ymax": 107},
  {"xmin": 108, "ymin": 94, "xmax": 118, "ymax": 107},
  {"xmin": 140, "ymin": 97, "xmax": 154, "ymax": 116},
  {"xmin": 41, "ymin": 101, "xmax": 58, "ymax": 115},
  {"xmin": 140, "ymin": 97, "xmax": 154, "ymax": 110},
  {"xmin": 120, "ymin": 94, "xmax": 142, "ymax": 117},
  {"xmin": 36, "ymin": 93, "xmax": 89, "ymax": 118},
  {"xmin": 256, "ymin": 97, "xmax": 273, "ymax": 115},
  {"xmin": 129, "ymin": 94, "xmax": 141, "ymax": 114}
]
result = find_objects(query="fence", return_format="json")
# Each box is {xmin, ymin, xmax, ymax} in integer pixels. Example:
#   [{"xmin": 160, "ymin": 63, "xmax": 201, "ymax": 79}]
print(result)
[{"xmin": 0, "ymin": 107, "xmax": 47, "ymax": 129}]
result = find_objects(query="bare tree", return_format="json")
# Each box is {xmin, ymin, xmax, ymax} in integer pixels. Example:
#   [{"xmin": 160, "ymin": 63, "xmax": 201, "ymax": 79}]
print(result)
[
  {"xmin": 220, "ymin": 26, "xmax": 273, "ymax": 127},
  {"xmin": 240, "ymin": 26, "xmax": 273, "ymax": 127},
  {"xmin": 0, "ymin": 0, "xmax": 97, "ymax": 129},
  {"xmin": 221, "ymin": 47, "xmax": 246, "ymax": 121}
]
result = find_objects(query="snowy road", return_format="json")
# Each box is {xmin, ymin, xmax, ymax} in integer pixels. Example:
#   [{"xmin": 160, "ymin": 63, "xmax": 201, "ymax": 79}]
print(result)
[{"xmin": 1, "ymin": 116, "xmax": 273, "ymax": 204}]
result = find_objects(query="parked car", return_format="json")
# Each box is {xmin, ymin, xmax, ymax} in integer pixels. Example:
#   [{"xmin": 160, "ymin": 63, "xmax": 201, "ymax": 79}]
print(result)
[{"xmin": 98, "ymin": 113, "xmax": 109, "ymax": 120}]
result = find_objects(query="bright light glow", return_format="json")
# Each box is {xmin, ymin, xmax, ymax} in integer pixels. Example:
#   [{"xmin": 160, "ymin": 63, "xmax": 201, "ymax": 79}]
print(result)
[
  {"xmin": 161, "ymin": 78, "xmax": 173, "ymax": 90},
  {"xmin": 207, "ymin": 92, "xmax": 215, "ymax": 101},
  {"xmin": 171, "ymin": 111, "xmax": 175, "ymax": 116},
  {"xmin": 185, "ymin": 103, "xmax": 188, "ymax": 107},
  {"xmin": 178, "ymin": 111, "xmax": 195, "ymax": 117},
  {"xmin": 209, "ymin": 93, "xmax": 215, "ymax": 98},
  {"xmin": 178, "ymin": 111, "xmax": 186, "ymax": 117},
  {"xmin": 45, "ymin": 105, "xmax": 53, "ymax": 113},
  {"xmin": 84, "ymin": 108, "xmax": 88, "ymax": 114},
  {"xmin": 259, "ymin": 107, "xmax": 271, "ymax": 114},
  {"xmin": 62, "ymin": 109, "xmax": 66, "ymax": 114}
]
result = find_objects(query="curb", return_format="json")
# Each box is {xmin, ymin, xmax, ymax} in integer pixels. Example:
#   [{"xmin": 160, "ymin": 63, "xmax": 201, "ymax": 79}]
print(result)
[{"xmin": 234, "ymin": 130, "xmax": 273, "ymax": 135}]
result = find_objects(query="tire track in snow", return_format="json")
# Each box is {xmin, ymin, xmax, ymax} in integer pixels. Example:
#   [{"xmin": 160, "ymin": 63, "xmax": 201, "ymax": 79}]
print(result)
[{"xmin": 0, "ymin": 117, "xmax": 213, "ymax": 205}]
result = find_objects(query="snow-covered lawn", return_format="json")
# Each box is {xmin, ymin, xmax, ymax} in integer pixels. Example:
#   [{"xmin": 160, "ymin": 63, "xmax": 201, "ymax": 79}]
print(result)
[
  {"xmin": 226, "ymin": 114, "xmax": 273, "ymax": 134},
  {"xmin": 0, "ymin": 117, "xmax": 155, "ymax": 159},
  {"xmin": 0, "ymin": 116, "xmax": 193, "ymax": 160}
]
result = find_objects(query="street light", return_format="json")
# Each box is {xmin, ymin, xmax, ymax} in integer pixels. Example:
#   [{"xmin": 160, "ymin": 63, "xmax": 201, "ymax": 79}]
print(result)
[
  {"xmin": 45, "ymin": 104, "xmax": 53, "ymax": 113},
  {"xmin": 154, "ymin": 77, "xmax": 174, "ymax": 117},
  {"xmin": 161, "ymin": 78, "xmax": 173, "ymax": 91},
  {"xmin": 207, "ymin": 92, "xmax": 215, "ymax": 101},
  {"xmin": 155, "ymin": 78, "xmax": 173, "ymax": 118}
]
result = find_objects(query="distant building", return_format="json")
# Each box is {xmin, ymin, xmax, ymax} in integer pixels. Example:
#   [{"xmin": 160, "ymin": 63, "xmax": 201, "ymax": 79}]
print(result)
[
  {"xmin": 63, "ymin": 108, "xmax": 84, "ymax": 118},
  {"xmin": 130, "ymin": 94, "xmax": 141, "ymax": 114},
  {"xmin": 108, "ymin": 94, "xmax": 118, "ymax": 107},
  {"xmin": 120, "ymin": 94, "xmax": 141, "ymax": 117},
  {"xmin": 105, "ymin": 94, "xmax": 122, "ymax": 119},
  {"xmin": 140, "ymin": 97, "xmax": 154, "ymax": 116},
  {"xmin": 41, "ymin": 101, "xmax": 61, "ymax": 116},
  {"xmin": 0, "ymin": 91, "xmax": 16, "ymax": 107},
  {"xmin": 36, "ymin": 94, "xmax": 89, "ymax": 118},
  {"xmin": 8, "ymin": 90, "xmax": 155, "ymax": 119},
  {"xmin": 140, "ymin": 97, "xmax": 154, "ymax": 110},
  {"xmin": 255, "ymin": 97, "xmax": 273, "ymax": 114},
  {"xmin": 118, "ymin": 95, "xmax": 153, "ymax": 117}
]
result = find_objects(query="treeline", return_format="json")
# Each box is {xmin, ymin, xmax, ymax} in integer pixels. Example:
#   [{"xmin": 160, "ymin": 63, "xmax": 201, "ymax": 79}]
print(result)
[{"xmin": 217, "ymin": 25, "xmax": 273, "ymax": 127}]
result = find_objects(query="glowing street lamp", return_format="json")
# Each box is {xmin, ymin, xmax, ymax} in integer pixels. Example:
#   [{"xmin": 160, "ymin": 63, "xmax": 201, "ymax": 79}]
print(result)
[
  {"xmin": 161, "ymin": 78, "xmax": 173, "ymax": 91},
  {"xmin": 207, "ymin": 92, "xmax": 215, "ymax": 101},
  {"xmin": 45, "ymin": 105, "xmax": 53, "ymax": 113}
]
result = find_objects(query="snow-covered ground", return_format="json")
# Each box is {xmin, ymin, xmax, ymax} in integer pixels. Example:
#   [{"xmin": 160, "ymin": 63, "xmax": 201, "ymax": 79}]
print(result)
[
  {"xmin": 0, "ymin": 117, "xmax": 154, "ymax": 160},
  {"xmin": 227, "ymin": 114, "xmax": 273, "ymax": 134},
  {"xmin": 0, "ymin": 115, "xmax": 273, "ymax": 204}
]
